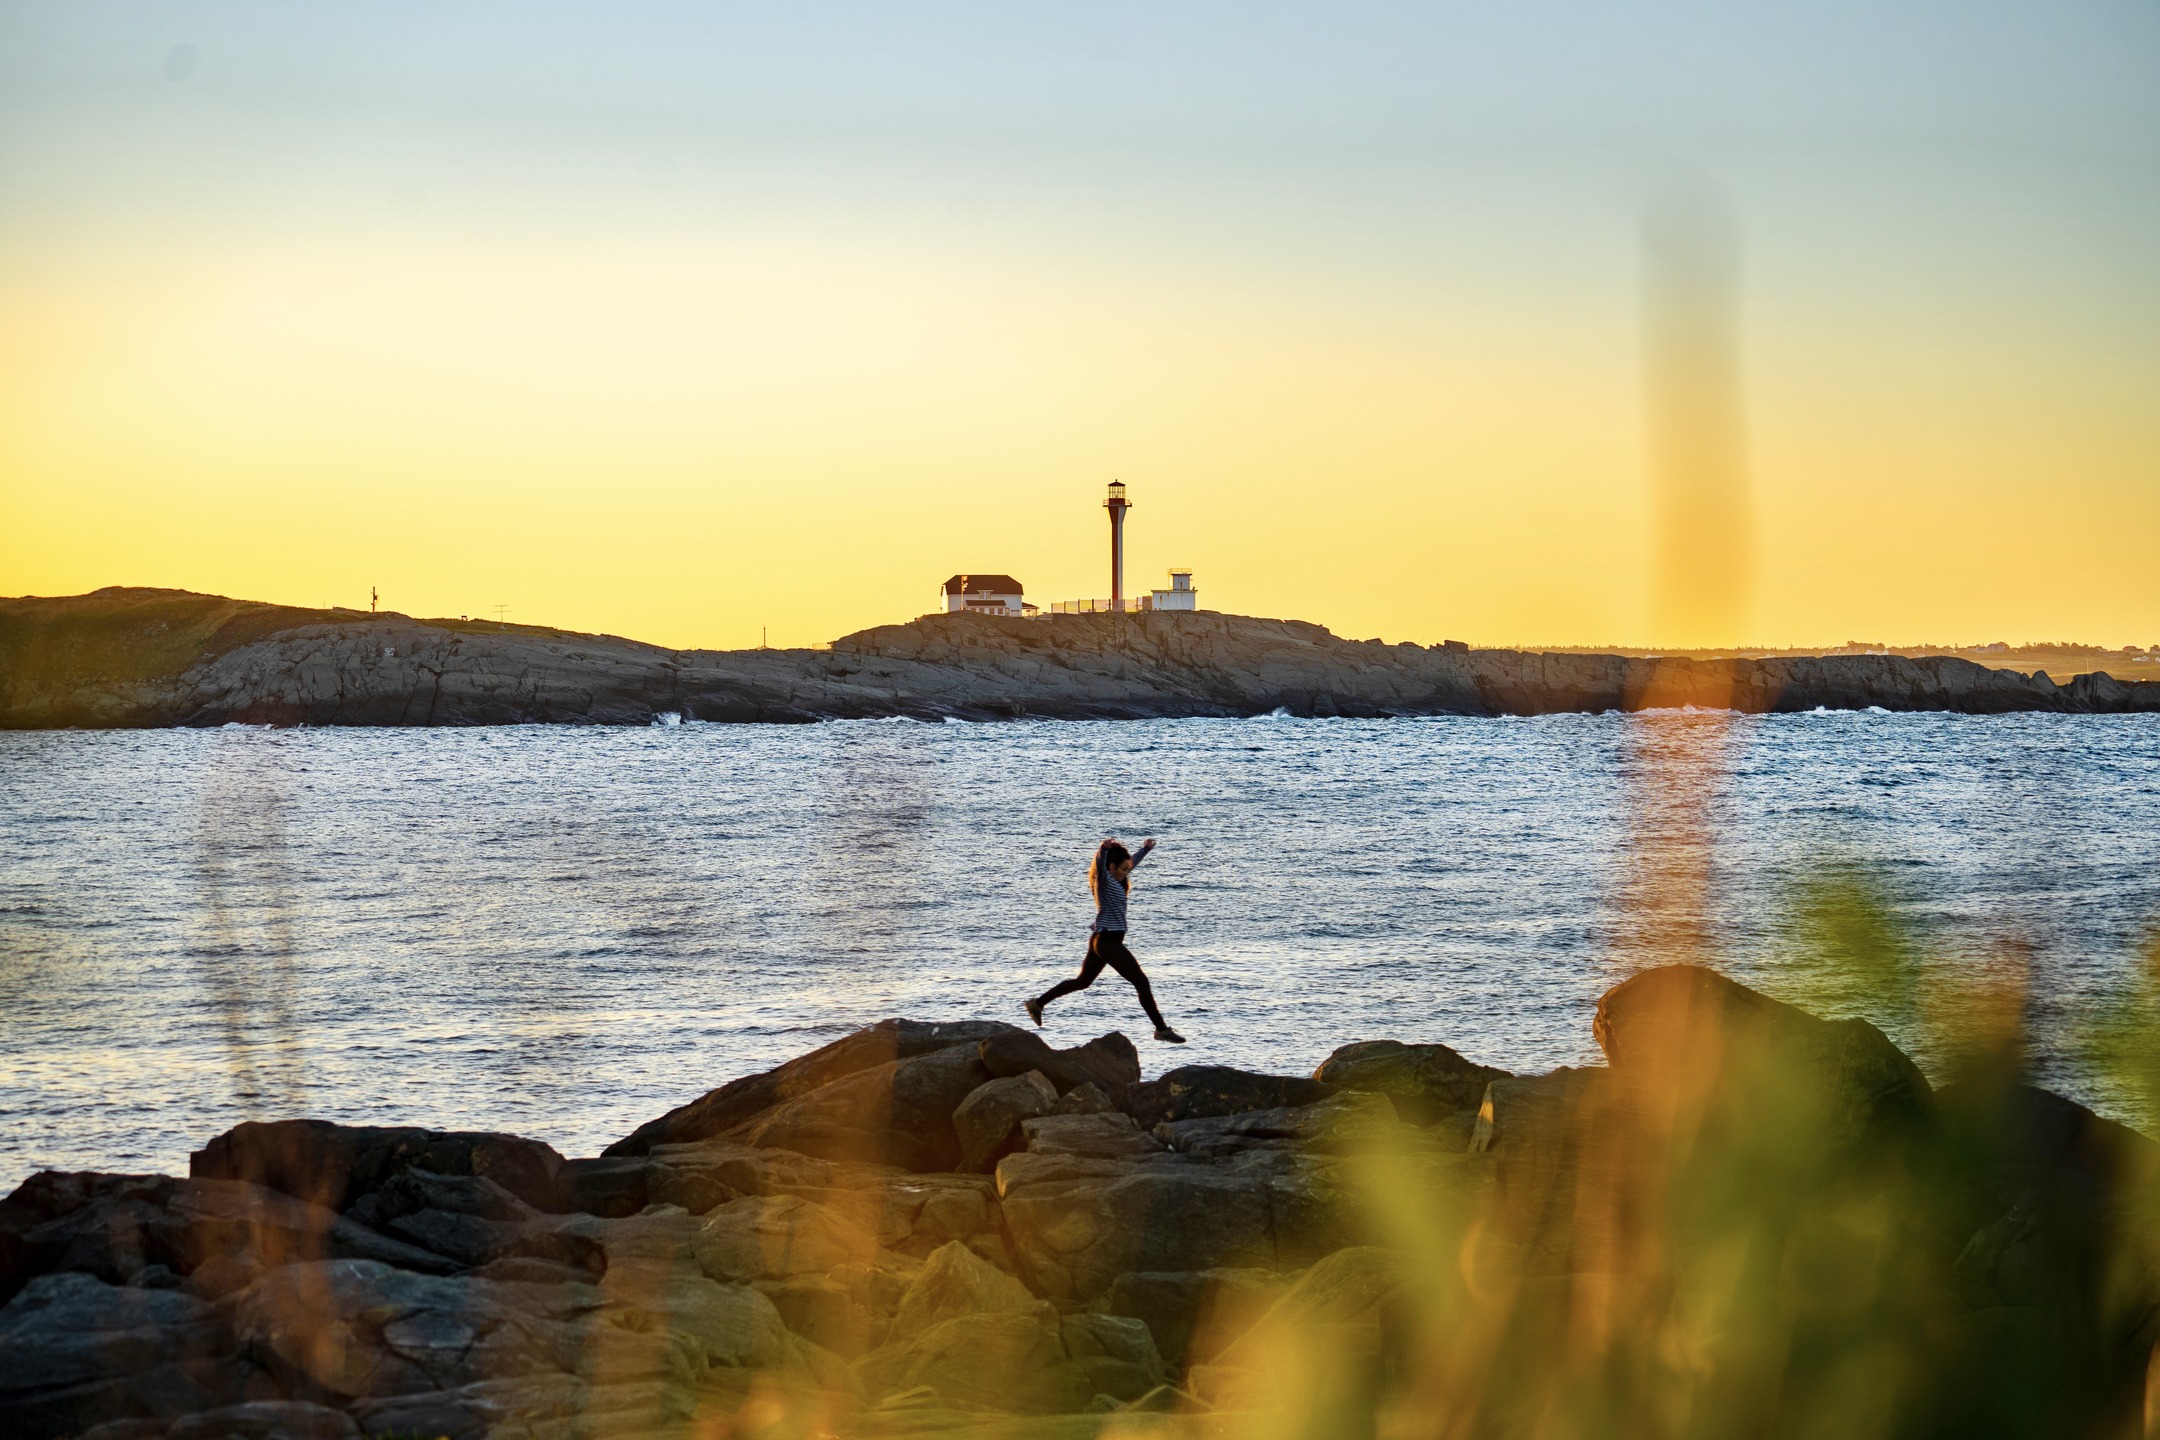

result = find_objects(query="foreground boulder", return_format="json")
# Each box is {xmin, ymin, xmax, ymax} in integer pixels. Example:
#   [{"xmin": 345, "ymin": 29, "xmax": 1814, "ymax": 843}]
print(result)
[{"xmin": 1592, "ymin": 963, "xmax": 1933, "ymax": 1149}]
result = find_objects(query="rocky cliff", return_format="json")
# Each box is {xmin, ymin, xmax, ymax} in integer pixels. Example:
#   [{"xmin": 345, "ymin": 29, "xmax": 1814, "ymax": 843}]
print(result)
[
  {"xmin": 3, "ymin": 969, "xmax": 2153, "ymax": 1438},
  {"xmin": 5, "ymin": 588, "xmax": 2156, "ymax": 728}
]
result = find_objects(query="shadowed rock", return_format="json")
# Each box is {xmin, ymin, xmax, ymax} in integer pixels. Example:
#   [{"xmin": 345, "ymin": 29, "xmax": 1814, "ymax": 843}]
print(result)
[
  {"xmin": 1125, "ymin": 1066, "xmax": 1337, "ymax": 1130},
  {"xmin": 605, "ymin": 1019, "xmax": 1020, "ymax": 1157},
  {"xmin": 189, "ymin": 1121, "xmax": 564, "ymax": 1214}
]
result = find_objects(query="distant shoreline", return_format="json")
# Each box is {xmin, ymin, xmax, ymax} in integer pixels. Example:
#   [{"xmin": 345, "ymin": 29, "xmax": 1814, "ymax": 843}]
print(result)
[{"xmin": 3, "ymin": 587, "xmax": 2157, "ymax": 729}]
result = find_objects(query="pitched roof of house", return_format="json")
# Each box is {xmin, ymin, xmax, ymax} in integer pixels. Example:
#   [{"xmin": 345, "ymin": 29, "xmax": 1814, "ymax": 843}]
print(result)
[{"xmin": 942, "ymin": 574, "xmax": 1024, "ymax": 595}]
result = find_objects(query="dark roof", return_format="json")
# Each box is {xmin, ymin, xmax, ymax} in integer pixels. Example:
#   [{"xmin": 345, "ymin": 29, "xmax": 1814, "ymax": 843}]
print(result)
[{"xmin": 942, "ymin": 574, "xmax": 1024, "ymax": 595}]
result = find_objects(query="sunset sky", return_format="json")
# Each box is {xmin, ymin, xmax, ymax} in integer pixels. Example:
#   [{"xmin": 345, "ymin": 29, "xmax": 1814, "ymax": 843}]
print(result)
[{"xmin": 2, "ymin": 2, "xmax": 2155, "ymax": 650}]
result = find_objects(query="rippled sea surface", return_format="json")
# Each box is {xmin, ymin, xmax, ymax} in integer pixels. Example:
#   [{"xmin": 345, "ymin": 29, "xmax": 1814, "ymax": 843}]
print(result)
[{"xmin": 3, "ymin": 712, "xmax": 2157, "ymax": 1188}]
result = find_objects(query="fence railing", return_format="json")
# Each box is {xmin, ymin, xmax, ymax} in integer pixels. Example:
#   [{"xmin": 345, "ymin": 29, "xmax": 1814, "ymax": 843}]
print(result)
[{"xmin": 1047, "ymin": 597, "xmax": 1154, "ymax": 614}]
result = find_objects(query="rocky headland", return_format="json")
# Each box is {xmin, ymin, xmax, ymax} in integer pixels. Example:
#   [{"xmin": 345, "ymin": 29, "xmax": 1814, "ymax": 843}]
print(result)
[
  {"xmin": 4, "ymin": 588, "xmax": 2157, "ymax": 728},
  {"xmin": 4, "ymin": 967, "xmax": 2154, "ymax": 1439}
]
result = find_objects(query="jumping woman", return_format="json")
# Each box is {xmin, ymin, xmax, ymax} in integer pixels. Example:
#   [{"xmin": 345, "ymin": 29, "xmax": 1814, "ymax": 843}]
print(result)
[{"xmin": 1025, "ymin": 837, "xmax": 1186, "ymax": 1043}]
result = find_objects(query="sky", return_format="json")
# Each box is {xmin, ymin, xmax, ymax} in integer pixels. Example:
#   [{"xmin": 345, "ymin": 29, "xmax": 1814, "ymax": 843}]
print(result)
[{"xmin": 1, "ymin": 2, "xmax": 2155, "ymax": 650}]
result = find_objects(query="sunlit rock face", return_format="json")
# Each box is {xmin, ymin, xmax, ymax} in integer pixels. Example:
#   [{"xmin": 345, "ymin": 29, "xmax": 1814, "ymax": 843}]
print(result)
[
  {"xmin": 3, "ymin": 977, "xmax": 2156, "ymax": 1437},
  {"xmin": 6, "ymin": 590, "xmax": 2155, "ymax": 727}
]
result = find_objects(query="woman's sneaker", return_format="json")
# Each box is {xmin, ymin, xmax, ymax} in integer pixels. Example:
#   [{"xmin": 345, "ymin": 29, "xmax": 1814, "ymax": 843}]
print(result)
[
  {"xmin": 1154, "ymin": 1025, "xmax": 1186, "ymax": 1044},
  {"xmin": 1024, "ymin": 997, "xmax": 1044, "ymax": 1028}
]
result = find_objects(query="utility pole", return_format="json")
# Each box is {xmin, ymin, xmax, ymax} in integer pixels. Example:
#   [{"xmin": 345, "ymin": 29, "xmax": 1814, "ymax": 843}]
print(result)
[{"xmin": 371, "ymin": 586, "xmax": 378, "ymax": 614}]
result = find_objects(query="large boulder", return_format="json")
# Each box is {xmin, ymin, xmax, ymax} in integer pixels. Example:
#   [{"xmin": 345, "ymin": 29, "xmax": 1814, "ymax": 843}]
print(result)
[
  {"xmin": 952, "ymin": 1072, "xmax": 1059, "ymax": 1173},
  {"xmin": 993, "ymin": 1154, "xmax": 1278, "ymax": 1302},
  {"xmin": 0, "ymin": 1273, "xmax": 244, "ymax": 1439},
  {"xmin": 693, "ymin": 1194, "xmax": 880, "ymax": 1284},
  {"xmin": 891, "ymin": 1240, "xmax": 1037, "ymax": 1334},
  {"xmin": 1591, "ymin": 964, "xmax": 1931, "ymax": 1151},
  {"xmin": 977, "ymin": 1031, "xmax": 1142, "ymax": 1098},
  {"xmin": 1125, "ymin": 1066, "xmax": 1335, "ymax": 1129},
  {"xmin": 1313, "ymin": 1039, "xmax": 1511, "ymax": 1122},
  {"xmin": 12, "ymin": 1178, "xmax": 460, "ymax": 1300},
  {"xmin": 189, "ymin": 1121, "xmax": 565, "ymax": 1213},
  {"xmin": 224, "ymin": 1257, "xmax": 790, "ymax": 1405},
  {"xmin": 1467, "ymin": 1067, "xmax": 1626, "ymax": 1272},
  {"xmin": 729, "ymin": 1042, "xmax": 998, "ymax": 1172},
  {"xmin": 606, "ymin": 1019, "xmax": 1023, "ymax": 1156},
  {"xmin": 1021, "ymin": 1112, "xmax": 1165, "ymax": 1160}
]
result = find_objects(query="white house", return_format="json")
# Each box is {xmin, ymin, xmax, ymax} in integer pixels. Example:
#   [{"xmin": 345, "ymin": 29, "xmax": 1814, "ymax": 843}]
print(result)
[
  {"xmin": 942, "ymin": 574, "xmax": 1030, "ymax": 615},
  {"xmin": 1150, "ymin": 569, "xmax": 1199, "ymax": 611}
]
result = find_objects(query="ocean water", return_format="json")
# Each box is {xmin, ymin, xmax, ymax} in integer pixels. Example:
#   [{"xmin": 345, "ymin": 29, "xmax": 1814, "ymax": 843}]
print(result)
[{"xmin": 2, "ymin": 711, "xmax": 2156, "ymax": 1189}]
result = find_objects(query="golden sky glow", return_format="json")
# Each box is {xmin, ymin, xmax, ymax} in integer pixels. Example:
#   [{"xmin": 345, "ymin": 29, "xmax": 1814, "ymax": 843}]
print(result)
[{"xmin": 3, "ymin": 4, "xmax": 2156, "ymax": 650}]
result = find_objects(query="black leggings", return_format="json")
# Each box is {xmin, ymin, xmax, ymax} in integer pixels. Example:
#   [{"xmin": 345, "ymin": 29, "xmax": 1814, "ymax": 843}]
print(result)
[{"xmin": 1037, "ymin": 931, "xmax": 1167, "ymax": 1029}]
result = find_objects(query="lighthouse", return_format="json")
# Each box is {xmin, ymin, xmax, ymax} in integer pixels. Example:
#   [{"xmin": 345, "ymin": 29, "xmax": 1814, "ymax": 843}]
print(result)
[{"xmin": 1105, "ymin": 480, "xmax": 1131, "ymax": 606}]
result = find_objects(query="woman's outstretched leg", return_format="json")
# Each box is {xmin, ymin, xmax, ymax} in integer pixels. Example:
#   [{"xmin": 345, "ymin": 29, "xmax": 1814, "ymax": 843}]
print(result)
[
  {"xmin": 1099, "ymin": 935, "xmax": 1177, "ymax": 1036},
  {"xmin": 1027, "ymin": 940, "xmax": 1107, "ymax": 1025}
]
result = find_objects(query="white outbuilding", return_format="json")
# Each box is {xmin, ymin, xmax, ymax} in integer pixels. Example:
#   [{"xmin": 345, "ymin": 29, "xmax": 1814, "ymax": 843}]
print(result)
[
  {"xmin": 1150, "ymin": 569, "xmax": 1199, "ymax": 611},
  {"xmin": 942, "ymin": 574, "xmax": 1030, "ymax": 615}
]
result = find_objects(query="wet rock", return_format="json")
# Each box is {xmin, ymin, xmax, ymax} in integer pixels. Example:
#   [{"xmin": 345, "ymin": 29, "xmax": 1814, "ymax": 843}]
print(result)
[
  {"xmin": 607, "ymin": 1019, "xmax": 1022, "ymax": 1156},
  {"xmin": 978, "ymin": 1031, "xmax": 1142, "ymax": 1098},
  {"xmin": 1125, "ymin": 1066, "xmax": 1336, "ymax": 1130},
  {"xmin": 1021, "ymin": 1113, "xmax": 1165, "ymax": 1160},
  {"xmin": 1313, "ymin": 1039, "xmax": 1511, "ymax": 1123},
  {"xmin": 189, "ymin": 1120, "xmax": 564, "ymax": 1213},
  {"xmin": 953, "ymin": 1072, "xmax": 1059, "ymax": 1173}
]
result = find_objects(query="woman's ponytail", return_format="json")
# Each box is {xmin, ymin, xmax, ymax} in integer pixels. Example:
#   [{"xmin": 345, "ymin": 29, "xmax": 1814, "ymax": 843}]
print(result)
[{"xmin": 1090, "ymin": 838, "xmax": 1131, "ymax": 905}]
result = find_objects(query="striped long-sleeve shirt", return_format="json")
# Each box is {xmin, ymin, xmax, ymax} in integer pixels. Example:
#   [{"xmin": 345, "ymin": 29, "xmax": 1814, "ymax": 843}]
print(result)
[{"xmin": 1090, "ymin": 847, "xmax": 1149, "ymax": 933}]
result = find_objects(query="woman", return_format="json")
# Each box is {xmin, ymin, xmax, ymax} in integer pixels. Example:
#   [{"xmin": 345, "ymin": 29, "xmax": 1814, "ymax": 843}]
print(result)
[{"xmin": 1026, "ymin": 836, "xmax": 1186, "ymax": 1043}]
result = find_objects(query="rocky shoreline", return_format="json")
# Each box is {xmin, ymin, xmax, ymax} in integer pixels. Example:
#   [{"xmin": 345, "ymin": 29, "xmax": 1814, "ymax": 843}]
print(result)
[
  {"xmin": 4, "ymin": 967, "xmax": 2154, "ymax": 1439},
  {"xmin": 5, "ymin": 588, "xmax": 2157, "ymax": 727}
]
